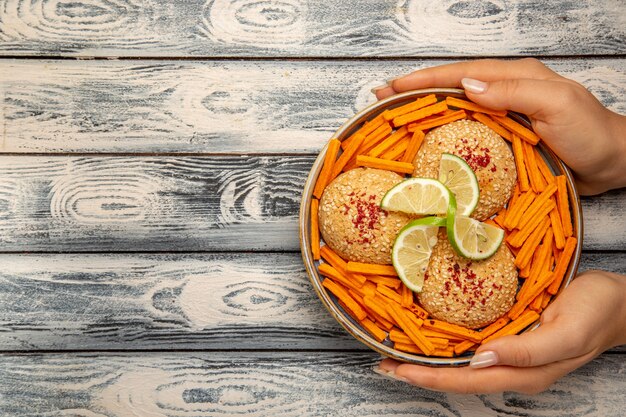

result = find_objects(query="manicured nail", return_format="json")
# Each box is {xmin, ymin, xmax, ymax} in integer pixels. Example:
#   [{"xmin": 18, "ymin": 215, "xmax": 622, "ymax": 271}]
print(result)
[
  {"xmin": 386, "ymin": 76, "xmax": 402, "ymax": 86},
  {"xmin": 373, "ymin": 366, "xmax": 411, "ymax": 383},
  {"xmin": 462, "ymin": 78, "xmax": 488, "ymax": 94},
  {"xmin": 370, "ymin": 84, "xmax": 388, "ymax": 94},
  {"xmin": 470, "ymin": 351, "xmax": 499, "ymax": 368}
]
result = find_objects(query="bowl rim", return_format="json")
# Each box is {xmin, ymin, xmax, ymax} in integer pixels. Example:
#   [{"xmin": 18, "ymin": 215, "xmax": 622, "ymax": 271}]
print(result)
[{"xmin": 299, "ymin": 88, "xmax": 583, "ymax": 366}]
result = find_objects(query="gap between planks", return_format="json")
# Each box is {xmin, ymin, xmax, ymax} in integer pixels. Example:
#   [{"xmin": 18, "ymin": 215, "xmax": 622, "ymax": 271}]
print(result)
[
  {"xmin": 1, "ymin": 54, "xmax": 626, "ymax": 61},
  {"xmin": 0, "ymin": 349, "xmax": 374, "ymax": 355},
  {"xmin": 0, "ymin": 249, "xmax": 622, "ymax": 254},
  {"xmin": 0, "ymin": 152, "xmax": 319, "ymax": 157},
  {"xmin": 0, "ymin": 348, "xmax": 624, "ymax": 355}
]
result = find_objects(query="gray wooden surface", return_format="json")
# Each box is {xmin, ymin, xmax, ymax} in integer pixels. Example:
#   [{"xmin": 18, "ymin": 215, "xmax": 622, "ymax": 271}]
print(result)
[
  {"xmin": 1, "ymin": 353, "xmax": 625, "ymax": 417},
  {"xmin": 0, "ymin": 156, "xmax": 623, "ymax": 251},
  {"xmin": 0, "ymin": 0, "xmax": 624, "ymax": 57},
  {"xmin": 0, "ymin": 0, "xmax": 625, "ymax": 415},
  {"xmin": 1, "ymin": 59, "xmax": 624, "ymax": 153},
  {"xmin": 1, "ymin": 252, "xmax": 623, "ymax": 351}
]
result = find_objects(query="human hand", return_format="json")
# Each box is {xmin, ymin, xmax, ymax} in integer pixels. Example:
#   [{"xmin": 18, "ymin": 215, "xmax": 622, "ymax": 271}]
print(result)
[
  {"xmin": 373, "ymin": 59, "xmax": 626, "ymax": 195},
  {"xmin": 374, "ymin": 270, "xmax": 626, "ymax": 394}
]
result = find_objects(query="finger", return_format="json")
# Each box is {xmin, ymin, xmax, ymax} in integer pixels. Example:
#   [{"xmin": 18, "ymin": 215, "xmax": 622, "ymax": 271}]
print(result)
[
  {"xmin": 473, "ymin": 332, "xmax": 577, "ymax": 370},
  {"xmin": 373, "ymin": 85, "xmax": 397, "ymax": 100},
  {"xmin": 393, "ymin": 355, "xmax": 587, "ymax": 394},
  {"xmin": 390, "ymin": 58, "xmax": 559, "ymax": 93},
  {"xmin": 472, "ymin": 312, "xmax": 586, "ymax": 369},
  {"xmin": 377, "ymin": 358, "xmax": 401, "ymax": 373},
  {"xmin": 461, "ymin": 77, "xmax": 576, "ymax": 118}
]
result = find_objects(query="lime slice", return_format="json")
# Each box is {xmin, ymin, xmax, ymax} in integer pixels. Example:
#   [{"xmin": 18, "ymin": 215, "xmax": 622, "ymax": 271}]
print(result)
[
  {"xmin": 438, "ymin": 153, "xmax": 479, "ymax": 216},
  {"xmin": 391, "ymin": 216, "xmax": 444, "ymax": 292},
  {"xmin": 381, "ymin": 178, "xmax": 451, "ymax": 215},
  {"xmin": 447, "ymin": 213, "xmax": 504, "ymax": 260}
]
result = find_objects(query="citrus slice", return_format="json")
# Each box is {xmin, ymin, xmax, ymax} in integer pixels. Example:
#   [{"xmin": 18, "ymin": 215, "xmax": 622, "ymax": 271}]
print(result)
[
  {"xmin": 447, "ymin": 213, "xmax": 504, "ymax": 260},
  {"xmin": 438, "ymin": 153, "xmax": 479, "ymax": 216},
  {"xmin": 381, "ymin": 178, "xmax": 451, "ymax": 215},
  {"xmin": 391, "ymin": 216, "xmax": 444, "ymax": 292}
]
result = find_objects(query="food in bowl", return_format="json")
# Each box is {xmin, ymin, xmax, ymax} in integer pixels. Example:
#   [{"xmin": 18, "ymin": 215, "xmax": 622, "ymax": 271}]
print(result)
[
  {"xmin": 419, "ymin": 230, "xmax": 518, "ymax": 329},
  {"xmin": 318, "ymin": 168, "xmax": 411, "ymax": 264},
  {"xmin": 302, "ymin": 90, "xmax": 580, "ymax": 364},
  {"xmin": 413, "ymin": 119, "xmax": 517, "ymax": 220}
]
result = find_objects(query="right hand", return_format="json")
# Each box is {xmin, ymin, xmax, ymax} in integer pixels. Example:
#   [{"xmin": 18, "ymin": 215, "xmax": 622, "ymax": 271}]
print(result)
[
  {"xmin": 376, "ymin": 270, "xmax": 626, "ymax": 394},
  {"xmin": 374, "ymin": 59, "xmax": 626, "ymax": 195}
]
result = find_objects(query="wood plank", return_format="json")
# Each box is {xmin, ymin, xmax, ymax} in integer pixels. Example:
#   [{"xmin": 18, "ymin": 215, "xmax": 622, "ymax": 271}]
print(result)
[
  {"xmin": 0, "ymin": 155, "xmax": 304, "ymax": 251},
  {"xmin": 0, "ymin": 59, "xmax": 624, "ymax": 153},
  {"xmin": 0, "ymin": 1, "xmax": 624, "ymax": 57},
  {"xmin": 0, "ymin": 155, "xmax": 623, "ymax": 251},
  {"xmin": 0, "ymin": 352, "xmax": 624, "ymax": 416},
  {"xmin": 581, "ymin": 189, "xmax": 626, "ymax": 251},
  {"xmin": 0, "ymin": 251, "xmax": 623, "ymax": 351},
  {"xmin": 0, "ymin": 253, "xmax": 350, "ymax": 350}
]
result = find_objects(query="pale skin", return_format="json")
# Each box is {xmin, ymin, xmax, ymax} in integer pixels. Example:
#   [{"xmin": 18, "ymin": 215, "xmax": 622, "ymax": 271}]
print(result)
[
  {"xmin": 371, "ymin": 59, "xmax": 626, "ymax": 394},
  {"xmin": 374, "ymin": 58, "xmax": 626, "ymax": 196}
]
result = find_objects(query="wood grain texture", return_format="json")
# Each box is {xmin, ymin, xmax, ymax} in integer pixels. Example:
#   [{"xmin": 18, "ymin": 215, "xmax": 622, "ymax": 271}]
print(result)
[
  {"xmin": 0, "ymin": 251, "xmax": 622, "ymax": 351},
  {"xmin": 0, "ymin": 253, "xmax": 347, "ymax": 350},
  {"xmin": 0, "ymin": 352, "xmax": 624, "ymax": 416},
  {"xmin": 1, "ymin": 1, "xmax": 623, "ymax": 414},
  {"xmin": 0, "ymin": 155, "xmax": 623, "ymax": 251},
  {"xmin": 0, "ymin": 59, "xmax": 624, "ymax": 153},
  {"xmin": 0, "ymin": 0, "xmax": 624, "ymax": 57},
  {"xmin": 0, "ymin": 155, "xmax": 305, "ymax": 251}
]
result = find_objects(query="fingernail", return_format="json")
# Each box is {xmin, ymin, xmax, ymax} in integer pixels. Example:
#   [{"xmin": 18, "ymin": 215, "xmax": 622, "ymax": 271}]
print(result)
[
  {"xmin": 373, "ymin": 366, "xmax": 411, "ymax": 383},
  {"xmin": 470, "ymin": 351, "xmax": 499, "ymax": 368},
  {"xmin": 462, "ymin": 78, "xmax": 488, "ymax": 94},
  {"xmin": 370, "ymin": 84, "xmax": 387, "ymax": 94},
  {"xmin": 386, "ymin": 76, "xmax": 401, "ymax": 86}
]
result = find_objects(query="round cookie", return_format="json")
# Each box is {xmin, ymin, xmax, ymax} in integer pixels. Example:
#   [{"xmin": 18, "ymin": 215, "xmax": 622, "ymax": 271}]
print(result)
[
  {"xmin": 318, "ymin": 168, "xmax": 411, "ymax": 264},
  {"xmin": 418, "ymin": 230, "xmax": 518, "ymax": 329},
  {"xmin": 413, "ymin": 119, "xmax": 517, "ymax": 220}
]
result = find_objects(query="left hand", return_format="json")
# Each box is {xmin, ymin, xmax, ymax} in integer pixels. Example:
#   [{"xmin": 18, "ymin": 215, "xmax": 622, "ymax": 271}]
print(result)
[
  {"xmin": 371, "ymin": 59, "xmax": 626, "ymax": 195},
  {"xmin": 374, "ymin": 270, "xmax": 626, "ymax": 394}
]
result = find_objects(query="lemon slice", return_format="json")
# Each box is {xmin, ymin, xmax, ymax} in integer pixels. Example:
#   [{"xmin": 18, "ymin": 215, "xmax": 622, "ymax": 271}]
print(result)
[
  {"xmin": 447, "ymin": 212, "xmax": 504, "ymax": 260},
  {"xmin": 438, "ymin": 153, "xmax": 479, "ymax": 216},
  {"xmin": 391, "ymin": 216, "xmax": 445, "ymax": 292},
  {"xmin": 381, "ymin": 178, "xmax": 451, "ymax": 215}
]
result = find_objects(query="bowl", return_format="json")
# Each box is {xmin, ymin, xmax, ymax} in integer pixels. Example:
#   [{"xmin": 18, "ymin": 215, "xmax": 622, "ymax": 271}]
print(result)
[{"xmin": 299, "ymin": 88, "xmax": 583, "ymax": 366}]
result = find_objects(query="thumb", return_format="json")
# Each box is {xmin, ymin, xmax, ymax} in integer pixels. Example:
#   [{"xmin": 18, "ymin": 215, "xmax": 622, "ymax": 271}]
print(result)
[
  {"xmin": 469, "ymin": 316, "xmax": 583, "ymax": 369},
  {"xmin": 461, "ymin": 77, "xmax": 569, "ymax": 119}
]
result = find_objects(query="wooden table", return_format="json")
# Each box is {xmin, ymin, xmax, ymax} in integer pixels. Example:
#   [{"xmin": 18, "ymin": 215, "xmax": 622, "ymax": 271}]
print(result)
[{"xmin": 0, "ymin": 1, "xmax": 625, "ymax": 415}]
